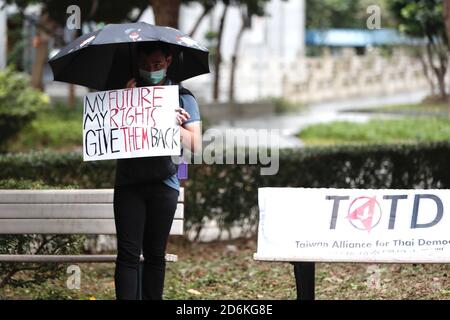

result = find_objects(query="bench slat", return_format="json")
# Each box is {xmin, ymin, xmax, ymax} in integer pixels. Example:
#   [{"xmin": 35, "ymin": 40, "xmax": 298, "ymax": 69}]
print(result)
[
  {"xmin": 0, "ymin": 188, "xmax": 184, "ymax": 203},
  {"xmin": 0, "ymin": 203, "xmax": 184, "ymax": 219},
  {"xmin": 0, "ymin": 254, "xmax": 178, "ymax": 263},
  {"xmin": 0, "ymin": 219, "xmax": 183, "ymax": 235}
]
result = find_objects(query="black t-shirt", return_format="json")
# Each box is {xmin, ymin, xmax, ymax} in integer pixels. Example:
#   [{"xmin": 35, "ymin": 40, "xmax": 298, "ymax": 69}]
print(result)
[
  {"xmin": 114, "ymin": 78, "xmax": 189, "ymax": 187},
  {"xmin": 114, "ymin": 155, "xmax": 177, "ymax": 186}
]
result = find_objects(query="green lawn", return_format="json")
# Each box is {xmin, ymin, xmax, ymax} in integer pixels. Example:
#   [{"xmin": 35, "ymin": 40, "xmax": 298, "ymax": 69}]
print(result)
[
  {"xmin": 1, "ymin": 237, "xmax": 449, "ymax": 300},
  {"xmin": 345, "ymin": 102, "xmax": 448, "ymax": 115},
  {"xmin": 299, "ymin": 117, "xmax": 450, "ymax": 146},
  {"xmin": 379, "ymin": 102, "xmax": 447, "ymax": 113}
]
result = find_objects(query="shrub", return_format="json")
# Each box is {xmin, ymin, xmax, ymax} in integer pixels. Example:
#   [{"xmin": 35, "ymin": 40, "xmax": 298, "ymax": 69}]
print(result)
[
  {"xmin": 8, "ymin": 98, "xmax": 84, "ymax": 152},
  {"xmin": 2, "ymin": 142, "xmax": 450, "ymax": 239},
  {"xmin": 0, "ymin": 66, "xmax": 50, "ymax": 152},
  {"xmin": 270, "ymin": 97, "xmax": 303, "ymax": 114}
]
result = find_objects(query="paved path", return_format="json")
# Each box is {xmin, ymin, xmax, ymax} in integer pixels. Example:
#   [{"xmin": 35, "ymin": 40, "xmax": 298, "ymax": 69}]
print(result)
[{"xmin": 209, "ymin": 90, "xmax": 429, "ymax": 149}]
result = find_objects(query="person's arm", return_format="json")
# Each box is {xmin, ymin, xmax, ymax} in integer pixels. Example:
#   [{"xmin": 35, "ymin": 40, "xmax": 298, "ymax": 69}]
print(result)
[
  {"xmin": 175, "ymin": 108, "xmax": 202, "ymax": 153},
  {"xmin": 181, "ymin": 122, "xmax": 202, "ymax": 153}
]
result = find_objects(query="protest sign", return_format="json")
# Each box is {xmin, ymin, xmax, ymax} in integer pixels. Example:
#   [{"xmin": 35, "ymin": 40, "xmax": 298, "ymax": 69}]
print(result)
[{"xmin": 82, "ymin": 85, "xmax": 180, "ymax": 161}]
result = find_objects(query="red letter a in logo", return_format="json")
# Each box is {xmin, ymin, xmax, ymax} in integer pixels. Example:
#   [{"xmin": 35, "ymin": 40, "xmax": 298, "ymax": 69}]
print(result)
[{"xmin": 347, "ymin": 196, "xmax": 381, "ymax": 232}]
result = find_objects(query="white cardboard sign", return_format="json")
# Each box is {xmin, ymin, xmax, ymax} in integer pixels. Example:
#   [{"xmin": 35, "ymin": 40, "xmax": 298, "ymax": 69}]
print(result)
[
  {"xmin": 82, "ymin": 85, "xmax": 180, "ymax": 161},
  {"xmin": 255, "ymin": 188, "xmax": 450, "ymax": 263}
]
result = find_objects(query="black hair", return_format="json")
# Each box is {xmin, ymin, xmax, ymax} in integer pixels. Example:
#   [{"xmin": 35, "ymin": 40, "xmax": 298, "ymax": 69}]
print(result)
[{"xmin": 137, "ymin": 42, "xmax": 173, "ymax": 58}]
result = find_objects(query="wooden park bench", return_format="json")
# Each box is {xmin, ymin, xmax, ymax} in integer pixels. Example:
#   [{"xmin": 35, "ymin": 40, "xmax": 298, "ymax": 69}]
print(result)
[{"xmin": 0, "ymin": 188, "xmax": 184, "ymax": 298}]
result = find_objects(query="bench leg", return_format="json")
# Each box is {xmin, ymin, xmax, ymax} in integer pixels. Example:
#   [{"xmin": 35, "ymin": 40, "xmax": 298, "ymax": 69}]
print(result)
[
  {"xmin": 137, "ymin": 260, "xmax": 144, "ymax": 300},
  {"xmin": 292, "ymin": 262, "xmax": 315, "ymax": 300}
]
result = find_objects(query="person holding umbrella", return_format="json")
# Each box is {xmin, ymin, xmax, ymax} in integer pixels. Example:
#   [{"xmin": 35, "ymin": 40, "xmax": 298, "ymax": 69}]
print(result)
[
  {"xmin": 48, "ymin": 22, "xmax": 209, "ymax": 300},
  {"xmin": 113, "ymin": 41, "xmax": 202, "ymax": 300}
]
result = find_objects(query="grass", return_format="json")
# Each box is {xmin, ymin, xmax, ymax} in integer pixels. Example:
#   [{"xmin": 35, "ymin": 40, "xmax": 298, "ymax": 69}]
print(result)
[
  {"xmin": 299, "ymin": 117, "xmax": 450, "ymax": 146},
  {"xmin": 379, "ymin": 102, "xmax": 447, "ymax": 113},
  {"xmin": 345, "ymin": 102, "xmax": 448, "ymax": 115},
  {"xmin": 1, "ymin": 237, "xmax": 449, "ymax": 300}
]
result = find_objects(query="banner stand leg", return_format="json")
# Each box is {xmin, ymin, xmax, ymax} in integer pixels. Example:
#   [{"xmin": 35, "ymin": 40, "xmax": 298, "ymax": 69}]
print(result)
[
  {"xmin": 137, "ymin": 260, "xmax": 144, "ymax": 300},
  {"xmin": 292, "ymin": 262, "xmax": 315, "ymax": 300}
]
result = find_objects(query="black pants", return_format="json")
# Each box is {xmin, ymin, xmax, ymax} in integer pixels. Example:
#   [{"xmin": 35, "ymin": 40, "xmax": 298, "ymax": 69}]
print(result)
[{"xmin": 113, "ymin": 181, "xmax": 179, "ymax": 300}]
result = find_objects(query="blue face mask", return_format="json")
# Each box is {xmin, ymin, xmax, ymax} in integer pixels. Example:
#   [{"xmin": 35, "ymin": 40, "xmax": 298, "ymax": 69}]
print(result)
[{"xmin": 139, "ymin": 68, "xmax": 167, "ymax": 85}]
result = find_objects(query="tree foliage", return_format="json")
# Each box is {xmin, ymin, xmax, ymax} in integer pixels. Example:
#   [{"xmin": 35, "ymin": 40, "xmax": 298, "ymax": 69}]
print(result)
[
  {"xmin": 387, "ymin": 0, "xmax": 448, "ymax": 99},
  {"xmin": 387, "ymin": 0, "xmax": 446, "ymax": 40},
  {"xmin": 306, "ymin": 0, "xmax": 395, "ymax": 29}
]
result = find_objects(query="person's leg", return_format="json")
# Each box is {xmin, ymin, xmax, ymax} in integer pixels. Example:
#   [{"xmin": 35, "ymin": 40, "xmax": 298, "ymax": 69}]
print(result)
[
  {"xmin": 113, "ymin": 184, "xmax": 147, "ymax": 300},
  {"xmin": 141, "ymin": 183, "xmax": 179, "ymax": 300}
]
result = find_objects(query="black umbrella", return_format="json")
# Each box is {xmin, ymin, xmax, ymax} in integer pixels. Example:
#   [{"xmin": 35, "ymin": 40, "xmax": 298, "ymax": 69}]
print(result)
[{"xmin": 48, "ymin": 22, "xmax": 210, "ymax": 90}]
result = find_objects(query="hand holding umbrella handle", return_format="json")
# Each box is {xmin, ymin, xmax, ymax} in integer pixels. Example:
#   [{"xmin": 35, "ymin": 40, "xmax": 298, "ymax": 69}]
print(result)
[{"xmin": 125, "ymin": 78, "xmax": 137, "ymax": 88}]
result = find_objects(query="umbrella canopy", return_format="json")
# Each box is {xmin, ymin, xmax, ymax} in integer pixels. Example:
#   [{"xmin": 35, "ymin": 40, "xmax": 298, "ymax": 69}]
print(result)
[{"xmin": 48, "ymin": 22, "xmax": 210, "ymax": 90}]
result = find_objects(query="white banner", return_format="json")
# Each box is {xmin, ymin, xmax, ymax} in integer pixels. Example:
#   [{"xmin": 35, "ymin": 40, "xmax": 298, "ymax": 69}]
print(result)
[
  {"xmin": 255, "ymin": 188, "xmax": 450, "ymax": 263},
  {"xmin": 83, "ymin": 85, "xmax": 180, "ymax": 161}
]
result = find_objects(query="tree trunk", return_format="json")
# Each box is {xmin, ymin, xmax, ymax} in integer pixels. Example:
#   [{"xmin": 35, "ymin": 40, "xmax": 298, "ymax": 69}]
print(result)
[
  {"xmin": 443, "ymin": 0, "xmax": 450, "ymax": 117},
  {"xmin": 30, "ymin": 13, "xmax": 52, "ymax": 90},
  {"xmin": 229, "ymin": 17, "xmax": 246, "ymax": 102},
  {"xmin": 437, "ymin": 69, "xmax": 447, "ymax": 100},
  {"xmin": 418, "ymin": 49, "xmax": 435, "ymax": 95},
  {"xmin": 189, "ymin": 5, "xmax": 213, "ymax": 37},
  {"xmin": 68, "ymin": 84, "xmax": 75, "ymax": 108},
  {"xmin": 213, "ymin": 3, "xmax": 229, "ymax": 102},
  {"xmin": 425, "ymin": 41, "xmax": 447, "ymax": 100},
  {"xmin": 67, "ymin": 29, "xmax": 81, "ymax": 108},
  {"xmin": 438, "ymin": 49, "xmax": 448, "ymax": 101},
  {"xmin": 149, "ymin": 0, "xmax": 181, "ymax": 28}
]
